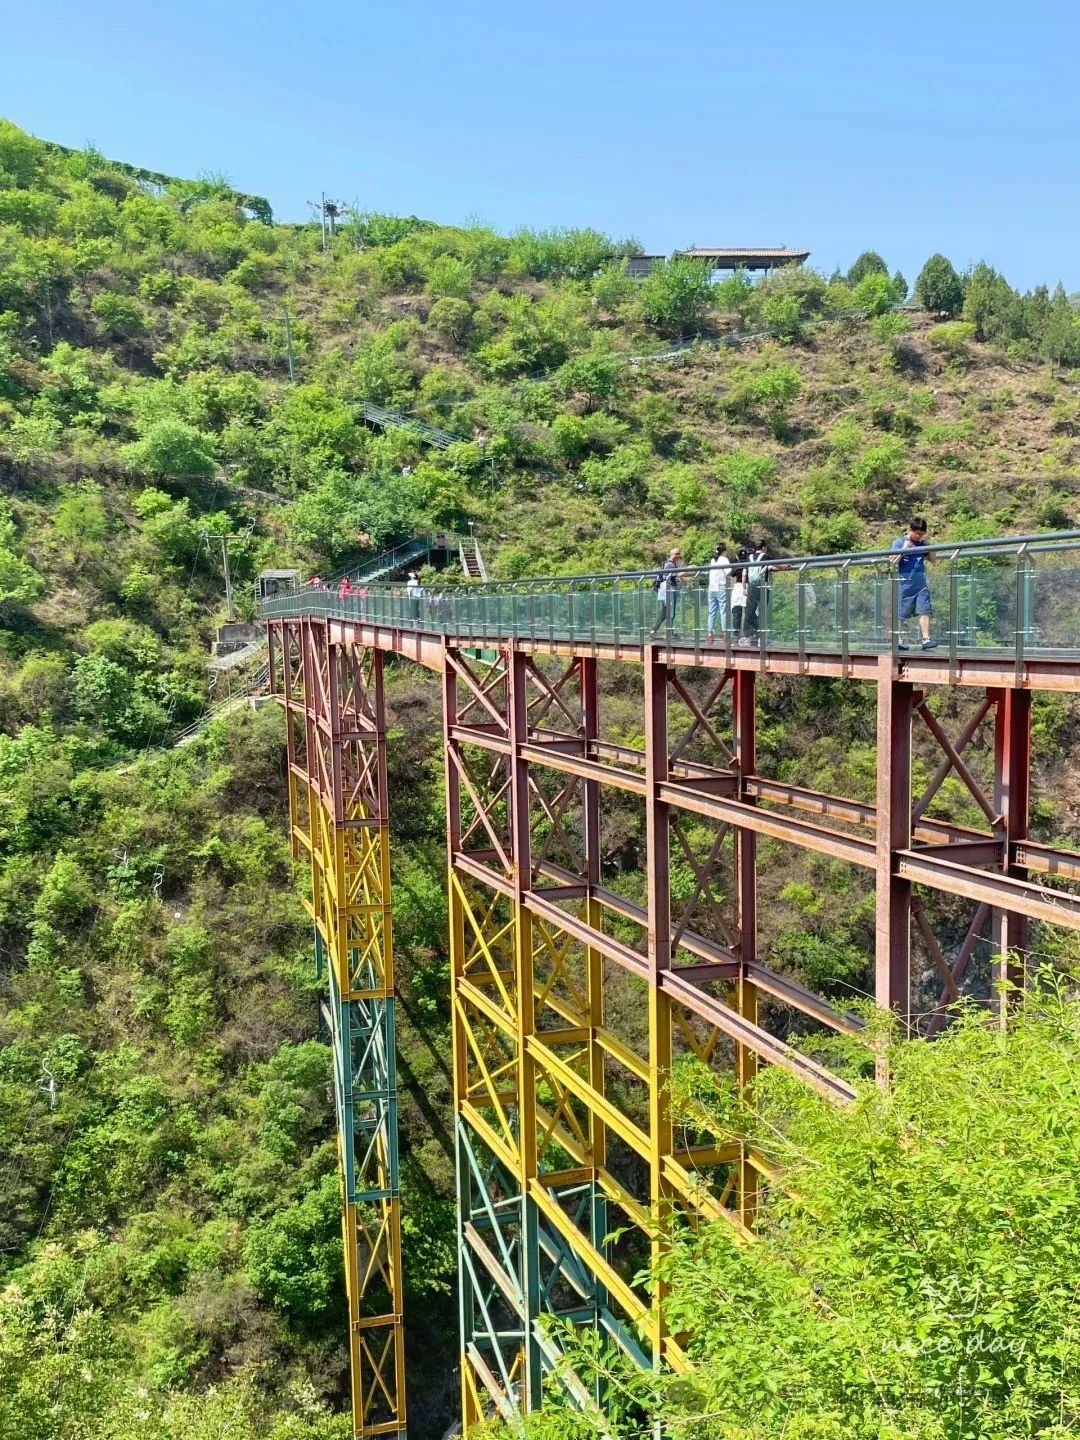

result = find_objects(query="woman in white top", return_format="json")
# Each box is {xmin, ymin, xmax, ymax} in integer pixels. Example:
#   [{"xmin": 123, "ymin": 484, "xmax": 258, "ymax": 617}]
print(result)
[
  {"xmin": 406, "ymin": 571, "xmax": 424, "ymax": 622},
  {"xmin": 706, "ymin": 544, "xmax": 730, "ymax": 643},
  {"xmin": 730, "ymin": 575, "xmax": 749, "ymax": 639}
]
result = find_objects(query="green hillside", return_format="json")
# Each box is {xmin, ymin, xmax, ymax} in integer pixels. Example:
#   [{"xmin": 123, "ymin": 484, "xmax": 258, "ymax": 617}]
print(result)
[{"xmin": 1, "ymin": 118, "xmax": 1079, "ymax": 1440}]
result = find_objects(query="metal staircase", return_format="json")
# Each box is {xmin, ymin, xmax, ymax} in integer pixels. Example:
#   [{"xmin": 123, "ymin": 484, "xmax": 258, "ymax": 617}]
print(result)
[
  {"xmin": 360, "ymin": 400, "xmax": 456, "ymax": 450},
  {"xmin": 458, "ymin": 534, "xmax": 487, "ymax": 580},
  {"xmin": 174, "ymin": 656, "xmax": 271, "ymax": 746},
  {"xmin": 332, "ymin": 531, "xmax": 466, "ymax": 587}
]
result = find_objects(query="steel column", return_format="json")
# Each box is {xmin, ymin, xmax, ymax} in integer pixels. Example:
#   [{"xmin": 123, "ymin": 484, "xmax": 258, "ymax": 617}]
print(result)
[
  {"xmin": 732, "ymin": 670, "xmax": 759, "ymax": 1221},
  {"xmin": 993, "ymin": 687, "xmax": 1032, "ymax": 1018},
  {"xmin": 579, "ymin": 657, "xmax": 610, "ymax": 1352},
  {"xmin": 875, "ymin": 665, "xmax": 915, "ymax": 1025},
  {"xmin": 644, "ymin": 653, "xmax": 673, "ymax": 1363},
  {"xmin": 271, "ymin": 620, "xmax": 406, "ymax": 1440},
  {"xmin": 508, "ymin": 649, "xmax": 544, "ymax": 1407}
]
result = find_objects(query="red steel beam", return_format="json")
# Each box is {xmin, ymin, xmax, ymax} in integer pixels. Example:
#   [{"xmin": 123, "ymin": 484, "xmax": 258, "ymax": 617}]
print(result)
[
  {"xmin": 993, "ymin": 688, "xmax": 1032, "ymax": 1010},
  {"xmin": 876, "ymin": 669, "xmax": 915, "ymax": 1021}
]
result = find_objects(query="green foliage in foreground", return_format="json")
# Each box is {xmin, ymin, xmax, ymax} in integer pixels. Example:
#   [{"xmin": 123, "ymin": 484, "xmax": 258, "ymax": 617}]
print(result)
[{"xmin": 507, "ymin": 993, "xmax": 1080, "ymax": 1440}]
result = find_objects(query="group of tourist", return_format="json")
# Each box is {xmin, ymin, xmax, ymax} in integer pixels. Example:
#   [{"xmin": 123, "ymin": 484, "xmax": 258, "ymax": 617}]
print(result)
[
  {"xmin": 650, "ymin": 518, "xmax": 938, "ymax": 650},
  {"xmin": 650, "ymin": 540, "xmax": 776, "ymax": 648},
  {"xmin": 302, "ymin": 519, "xmax": 939, "ymax": 651}
]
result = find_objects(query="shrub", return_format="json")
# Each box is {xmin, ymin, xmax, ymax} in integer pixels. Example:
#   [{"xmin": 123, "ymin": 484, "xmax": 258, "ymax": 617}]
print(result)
[
  {"xmin": 507, "ymin": 227, "xmax": 617, "ymax": 281},
  {"xmin": 727, "ymin": 362, "xmax": 802, "ymax": 436},
  {"xmin": 425, "ymin": 254, "xmax": 473, "ymax": 300},
  {"xmin": 850, "ymin": 437, "xmax": 904, "ymax": 498},
  {"xmin": 851, "ymin": 270, "xmax": 897, "ymax": 316},
  {"xmin": 551, "ymin": 346, "xmax": 625, "ymax": 411},
  {"xmin": 760, "ymin": 291, "xmax": 804, "ymax": 340},
  {"xmin": 872, "ymin": 311, "xmax": 909, "ymax": 343},
  {"xmin": 347, "ymin": 210, "xmax": 431, "ymax": 247},
  {"xmin": 72, "ymin": 652, "xmax": 136, "ymax": 738},
  {"xmin": 579, "ymin": 442, "xmax": 652, "ymax": 500},
  {"xmin": 7, "ymin": 411, "xmax": 61, "ymax": 463},
  {"xmin": 929, "ymin": 321, "xmax": 977, "ymax": 357},
  {"xmin": 0, "ymin": 119, "xmax": 46, "ymax": 187},
  {"xmin": 139, "ymin": 268, "xmax": 183, "ymax": 304},
  {"xmin": 591, "ymin": 259, "xmax": 634, "ymax": 310},
  {"xmin": 799, "ymin": 507, "xmax": 863, "ymax": 554},
  {"xmin": 662, "ymin": 463, "xmax": 709, "ymax": 521},
  {"xmin": 243, "ymin": 1170, "xmax": 343, "ymax": 1322},
  {"xmin": 714, "ymin": 271, "xmax": 755, "ymax": 324},
  {"xmin": 639, "ymin": 256, "xmax": 715, "ymax": 334},
  {"xmin": 714, "ymin": 448, "xmax": 775, "ymax": 499},
  {"xmin": 0, "ymin": 500, "xmax": 43, "ymax": 611}
]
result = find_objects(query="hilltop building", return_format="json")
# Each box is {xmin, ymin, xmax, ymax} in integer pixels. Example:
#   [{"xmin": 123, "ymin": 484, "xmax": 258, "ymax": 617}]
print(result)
[{"xmin": 626, "ymin": 245, "xmax": 810, "ymax": 279}]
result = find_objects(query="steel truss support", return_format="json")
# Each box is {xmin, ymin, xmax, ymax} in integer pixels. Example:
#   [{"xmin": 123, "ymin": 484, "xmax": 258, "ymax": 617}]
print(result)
[
  {"xmin": 268, "ymin": 606, "xmax": 1075, "ymax": 1439},
  {"xmin": 269, "ymin": 619, "xmax": 405, "ymax": 1440}
]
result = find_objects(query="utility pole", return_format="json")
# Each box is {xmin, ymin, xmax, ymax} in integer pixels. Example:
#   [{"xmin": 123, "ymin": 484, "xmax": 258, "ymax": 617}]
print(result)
[
  {"xmin": 283, "ymin": 310, "xmax": 296, "ymax": 381},
  {"xmin": 308, "ymin": 194, "xmax": 345, "ymax": 253},
  {"xmin": 202, "ymin": 526, "xmax": 253, "ymax": 621}
]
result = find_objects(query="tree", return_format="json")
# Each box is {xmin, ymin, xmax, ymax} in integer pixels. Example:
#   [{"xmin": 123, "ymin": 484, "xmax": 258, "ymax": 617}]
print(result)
[
  {"xmin": 124, "ymin": 417, "xmax": 216, "ymax": 479},
  {"xmin": 915, "ymin": 253, "xmax": 964, "ymax": 316},
  {"xmin": 1040, "ymin": 295, "xmax": 1080, "ymax": 367},
  {"xmin": 244, "ymin": 1170, "xmax": 343, "ymax": 1322},
  {"xmin": 552, "ymin": 346, "xmax": 625, "ymax": 411},
  {"xmin": 713, "ymin": 270, "xmax": 755, "ymax": 325},
  {"xmin": 0, "ymin": 119, "xmax": 45, "ymax": 187},
  {"xmin": 72, "ymin": 652, "xmax": 136, "ymax": 738},
  {"xmin": 845, "ymin": 250, "xmax": 888, "ymax": 286},
  {"xmin": 891, "ymin": 269, "xmax": 909, "ymax": 302},
  {"xmin": 0, "ymin": 500, "xmax": 43, "ymax": 614},
  {"xmin": 657, "ymin": 996, "xmax": 1080, "ymax": 1440},
  {"xmin": 90, "ymin": 289, "xmax": 146, "ymax": 337},
  {"xmin": 428, "ymin": 296, "xmax": 473, "ymax": 346},
  {"xmin": 963, "ymin": 261, "xmax": 1028, "ymax": 343},
  {"xmin": 638, "ymin": 256, "xmax": 715, "ymax": 334}
]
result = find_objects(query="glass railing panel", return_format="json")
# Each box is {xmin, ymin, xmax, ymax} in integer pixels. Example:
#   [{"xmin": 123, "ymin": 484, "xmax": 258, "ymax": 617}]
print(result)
[
  {"xmin": 847, "ymin": 566, "xmax": 889, "ymax": 650},
  {"xmin": 1027, "ymin": 556, "xmax": 1080, "ymax": 651},
  {"xmin": 952, "ymin": 560, "xmax": 1016, "ymax": 650}
]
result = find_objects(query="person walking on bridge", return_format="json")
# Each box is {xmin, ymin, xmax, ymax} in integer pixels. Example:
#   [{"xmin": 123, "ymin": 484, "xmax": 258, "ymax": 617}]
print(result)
[
  {"xmin": 650, "ymin": 549, "xmax": 682, "ymax": 637},
  {"xmin": 705, "ymin": 543, "xmax": 730, "ymax": 643},
  {"xmin": 891, "ymin": 517, "xmax": 938, "ymax": 650},
  {"xmin": 406, "ymin": 571, "xmax": 425, "ymax": 622},
  {"xmin": 744, "ymin": 540, "xmax": 770, "ymax": 643}
]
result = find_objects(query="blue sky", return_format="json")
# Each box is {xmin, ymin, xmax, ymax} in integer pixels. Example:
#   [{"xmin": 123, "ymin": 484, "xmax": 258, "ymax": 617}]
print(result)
[{"xmin": 4, "ymin": 0, "xmax": 1078, "ymax": 290}]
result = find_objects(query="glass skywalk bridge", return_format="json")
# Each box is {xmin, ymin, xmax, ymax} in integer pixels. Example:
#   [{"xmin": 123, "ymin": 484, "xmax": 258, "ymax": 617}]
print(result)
[{"xmin": 261, "ymin": 531, "xmax": 1080, "ymax": 672}]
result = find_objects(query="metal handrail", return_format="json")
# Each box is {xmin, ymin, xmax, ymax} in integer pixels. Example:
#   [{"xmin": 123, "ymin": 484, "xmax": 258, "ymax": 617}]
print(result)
[{"xmin": 262, "ymin": 530, "xmax": 1080, "ymax": 661}]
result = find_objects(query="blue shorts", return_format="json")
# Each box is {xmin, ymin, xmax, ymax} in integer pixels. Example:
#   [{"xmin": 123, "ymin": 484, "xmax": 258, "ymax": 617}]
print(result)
[{"xmin": 899, "ymin": 584, "xmax": 932, "ymax": 618}]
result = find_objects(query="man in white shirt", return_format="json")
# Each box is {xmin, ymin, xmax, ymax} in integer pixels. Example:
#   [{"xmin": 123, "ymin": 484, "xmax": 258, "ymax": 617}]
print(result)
[{"xmin": 706, "ymin": 544, "xmax": 730, "ymax": 643}]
